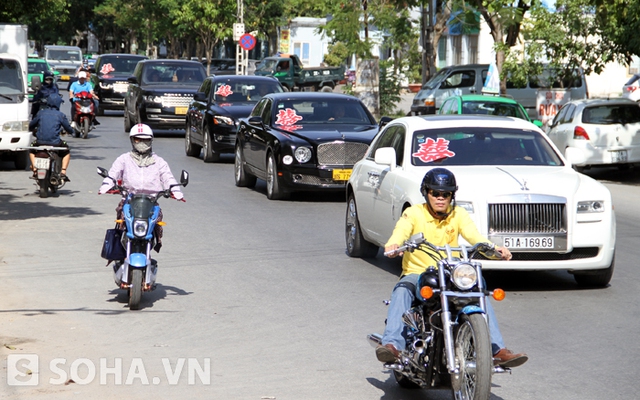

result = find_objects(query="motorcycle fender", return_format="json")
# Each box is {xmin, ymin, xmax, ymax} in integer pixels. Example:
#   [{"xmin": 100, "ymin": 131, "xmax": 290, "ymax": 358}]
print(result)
[
  {"xmin": 459, "ymin": 305, "xmax": 485, "ymax": 317},
  {"xmin": 128, "ymin": 253, "xmax": 148, "ymax": 267},
  {"xmin": 37, "ymin": 169, "xmax": 47, "ymax": 179}
]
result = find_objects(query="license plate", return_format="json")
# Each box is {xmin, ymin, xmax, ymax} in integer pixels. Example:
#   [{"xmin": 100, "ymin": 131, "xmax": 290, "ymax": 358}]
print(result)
[
  {"xmin": 503, "ymin": 237, "xmax": 554, "ymax": 249},
  {"xmin": 113, "ymin": 83, "xmax": 129, "ymax": 93},
  {"xmin": 34, "ymin": 158, "xmax": 50, "ymax": 169},
  {"xmin": 610, "ymin": 150, "xmax": 627, "ymax": 163},
  {"xmin": 60, "ymin": 75, "xmax": 70, "ymax": 81},
  {"xmin": 333, "ymin": 169, "xmax": 352, "ymax": 181},
  {"xmin": 175, "ymin": 107, "xmax": 188, "ymax": 115}
]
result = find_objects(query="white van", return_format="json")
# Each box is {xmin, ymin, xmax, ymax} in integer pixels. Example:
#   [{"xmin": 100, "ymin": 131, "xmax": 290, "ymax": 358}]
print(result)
[
  {"xmin": 44, "ymin": 45, "xmax": 83, "ymax": 90},
  {"xmin": 411, "ymin": 64, "xmax": 589, "ymax": 120}
]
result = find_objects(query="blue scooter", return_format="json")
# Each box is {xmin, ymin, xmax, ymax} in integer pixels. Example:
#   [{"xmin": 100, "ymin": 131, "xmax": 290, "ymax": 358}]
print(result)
[{"xmin": 97, "ymin": 167, "xmax": 188, "ymax": 310}]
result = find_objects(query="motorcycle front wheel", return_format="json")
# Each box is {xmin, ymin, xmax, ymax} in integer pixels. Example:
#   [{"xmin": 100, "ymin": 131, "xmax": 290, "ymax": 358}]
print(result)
[
  {"xmin": 450, "ymin": 313, "xmax": 492, "ymax": 400},
  {"xmin": 129, "ymin": 269, "xmax": 143, "ymax": 310}
]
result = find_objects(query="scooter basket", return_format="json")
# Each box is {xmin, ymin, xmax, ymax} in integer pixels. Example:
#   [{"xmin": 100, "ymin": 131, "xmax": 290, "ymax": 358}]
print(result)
[{"xmin": 101, "ymin": 227, "xmax": 126, "ymax": 260}]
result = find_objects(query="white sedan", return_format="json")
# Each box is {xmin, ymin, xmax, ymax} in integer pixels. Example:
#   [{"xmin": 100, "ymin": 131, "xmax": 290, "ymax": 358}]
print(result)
[{"xmin": 345, "ymin": 115, "xmax": 616, "ymax": 287}]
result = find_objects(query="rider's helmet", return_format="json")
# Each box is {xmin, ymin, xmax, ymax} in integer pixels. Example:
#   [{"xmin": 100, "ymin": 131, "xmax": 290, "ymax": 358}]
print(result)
[
  {"xmin": 46, "ymin": 94, "xmax": 63, "ymax": 110},
  {"xmin": 420, "ymin": 168, "xmax": 458, "ymax": 218},
  {"xmin": 129, "ymin": 124, "xmax": 154, "ymax": 155},
  {"xmin": 129, "ymin": 123, "xmax": 154, "ymax": 139},
  {"xmin": 78, "ymin": 71, "xmax": 87, "ymax": 79},
  {"xmin": 43, "ymin": 70, "xmax": 54, "ymax": 84}
]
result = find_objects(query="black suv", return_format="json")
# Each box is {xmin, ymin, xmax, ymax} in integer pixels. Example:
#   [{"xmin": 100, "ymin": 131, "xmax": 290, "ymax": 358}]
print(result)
[
  {"xmin": 91, "ymin": 54, "xmax": 147, "ymax": 115},
  {"xmin": 124, "ymin": 59, "xmax": 207, "ymax": 131}
]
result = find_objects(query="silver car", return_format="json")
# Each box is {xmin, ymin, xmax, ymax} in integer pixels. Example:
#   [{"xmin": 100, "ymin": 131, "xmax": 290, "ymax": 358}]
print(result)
[
  {"xmin": 546, "ymin": 98, "xmax": 640, "ymax": 171},
  {"xmin": 622, "ymin": 74, "xmax": 640, "ymax": 102}
]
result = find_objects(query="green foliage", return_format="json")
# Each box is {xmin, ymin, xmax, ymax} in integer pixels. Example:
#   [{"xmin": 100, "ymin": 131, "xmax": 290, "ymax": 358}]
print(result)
[
  {"xmin": 379, "ymin": 60, "xmax": 402, "ymax": 117},
  {"xmin": 323, "ymin": 42, "xmax": 349, "ymax": 67}
]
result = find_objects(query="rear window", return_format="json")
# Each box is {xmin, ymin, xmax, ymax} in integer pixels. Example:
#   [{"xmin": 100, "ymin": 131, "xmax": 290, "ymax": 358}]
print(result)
[
  {"xmin": 461, "ymin": 100, "xmax": 528, "ymax": 120},
  {"xmin": 581, "ymin": 104, "xmax": 640, "ymax": 125}
]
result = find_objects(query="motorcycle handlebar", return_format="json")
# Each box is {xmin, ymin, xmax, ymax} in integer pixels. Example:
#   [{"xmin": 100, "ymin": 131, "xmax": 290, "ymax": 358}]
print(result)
[{"xmin": 384, "ymin": 233, "xmax": 497, "ymax": 259}]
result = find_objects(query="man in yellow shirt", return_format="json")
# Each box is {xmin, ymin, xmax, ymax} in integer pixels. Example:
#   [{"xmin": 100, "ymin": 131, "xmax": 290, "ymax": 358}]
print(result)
[{"xmin": 376, "ymin": 167, "xmax": 528, "ymax": 368}]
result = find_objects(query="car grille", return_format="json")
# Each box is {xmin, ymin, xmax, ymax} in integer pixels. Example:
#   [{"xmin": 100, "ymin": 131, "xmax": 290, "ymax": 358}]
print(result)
[
  {"xmin": 161, "ymin": 95, "xmax": 193, "ymax": 108},
  {"xmin": 488, "ymin": 203, "xmax": 566, "ymax": 234},
  {"xmin": 317, "ymin": 142, "xmax": 368, "ymax": 166}
]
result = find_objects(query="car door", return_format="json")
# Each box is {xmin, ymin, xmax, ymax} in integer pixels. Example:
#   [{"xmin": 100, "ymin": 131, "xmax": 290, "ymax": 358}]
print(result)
[
  {"xmin": 550, "ymin": 103, "xmax": 576, "ymax": 152},
  {"xmin": 243, "ymin": 98, "xmax": 272, "ymax": 174},
  {"xmin": 194, "ymin": 78, "xmax": 212, "ymax": 144}
]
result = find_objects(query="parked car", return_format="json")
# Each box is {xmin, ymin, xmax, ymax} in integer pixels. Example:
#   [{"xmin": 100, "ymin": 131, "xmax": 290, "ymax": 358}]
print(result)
[
  {"xmin": 27, "ymin": 57, "xmax": 59, "ymax": 98},
  {"xmin": 546, "ymin": 98, "xmax": 640, "ymax": 171},
  {"xmin": 438, "ymin": 94, "xmax": 543, "ymax": 128},
  {"xmin": 345, "ymin": 114, "xmax": 616, "ymax": 287},
  {"xmin": 91, "ymin": 53, "xmax": 148, "ymax": 115},
  {"xmin": 123, "ymin": 59, "xmax": 206, "ymax": 131},
  {"xmin": 622, "ymin": 74, "xmax": 640, "ymax": 102},
  {"xmin": 44, "ymin": 45, "xmax": 83, "ymax": 90},
  {"xmin": 235, "ymin": 92, "xmax": 380, "ymax": 199},
  {"xmin": 185, "ymin": 75, "xmax": 284, "ymax": 162},
  {"xmin": 411, "ymin": 64, "xmax": 588, "ymax": 120}
]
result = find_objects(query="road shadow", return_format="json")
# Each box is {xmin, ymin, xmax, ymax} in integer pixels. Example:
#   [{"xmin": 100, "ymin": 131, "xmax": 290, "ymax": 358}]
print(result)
[
  {"xmin": 0, "ymin": 192, "xmax": 101, "ymax": 221},
  {"xmin": 107, "ymin": 283, "xmax": 192, "ymax": 310},
  {"xmin": 582, "ymin": 165, "xmax": 640, "ymax": 185},
  {"xmin": 246, "ymin": 180, "xmax": 346, "ymax": 203},
  {"xmin": 365, "ymin": 374, "xmax": 506, "ymax": 400}
]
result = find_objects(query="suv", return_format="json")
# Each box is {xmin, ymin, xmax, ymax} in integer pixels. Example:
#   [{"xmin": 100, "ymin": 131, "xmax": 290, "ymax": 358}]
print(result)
[
  {"xmin": 91, "ymin": 54, "xmax": 147, "ymax": 115},
  {"xmin": 44, "ymin": 45, "xmax": 82, "ymax": 90},
  {"xmin": 124, "ymin": 59, "xmax": 207, "ymax": 131}
]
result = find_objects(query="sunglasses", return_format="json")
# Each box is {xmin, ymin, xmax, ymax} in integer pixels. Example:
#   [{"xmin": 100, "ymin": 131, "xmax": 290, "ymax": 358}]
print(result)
[{"xmin": 429, "ymin": 190, "xmax": 453, "ymax": 199}]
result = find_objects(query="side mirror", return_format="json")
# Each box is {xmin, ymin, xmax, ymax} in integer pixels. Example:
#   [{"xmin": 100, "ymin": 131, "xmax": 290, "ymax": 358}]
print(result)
[
  {"xmin": 248, "ymin": 116, "xmax": 264, "ymax": 127},
  {"xmin": 97, "ymin": 166, "xmax": 109, "ymax": 178},
  {"xmin": 374, "ymin": 147, "xmax": 396, "ymax": 171},
  {"xmin": 194, "ymin": 92, "xmax": 206, "ymax": 102},
  {"xmin": 180, "ymin": 170, "xmax": 189, "ymax": 187},
  {"xmin": 532, "ymin": 119, "xmax": 544, "ymax": 128},
  {"xmin": 378, "ymin": 116, "xmax": 393, "ymax": 129},
  {"xmin": 127, "ymin": 76, "xmax": 138, "ymax": 84},
  {"xmin": 31, "ymin": 75, "xmax": 42, "ymax": 92}
]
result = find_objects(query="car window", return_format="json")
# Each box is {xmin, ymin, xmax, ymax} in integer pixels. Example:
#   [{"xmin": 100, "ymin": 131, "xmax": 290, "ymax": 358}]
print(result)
[
  {"xmin": 581, "ymin": 104, "xmax": 640, "ymax": 125},
  {"xmin": 97, "ymin": 57, "xmax": 144, "ymax": 75},
  {"xmin": 272, "ymin": 99, "xmax": 375, "ymax": 125},
  {"xmin": 461, "ymin": 100, "xmax": 529, "ymax": 120},
  {"xmin": 261, "ymin": 99, "xmax": 273, "ymax": 125},
  {"xmin": 28, "ymin": 61, "xmax": 48, "ymax": 74},
  {"xmin": 440, "ymin": 99, "xmax": 456, "ymax": 114},
  {"xmin": 369, "ymin": 125, "xmax": 399, "ymax": 159},
  {"xmin": 551, "ymin": 104, "xmax": 569, "ymax": 127},
  {"xmin": 198, "ymin": 79, "xmax": 211, "ymax": 98},
  {"xmin": 251, "ymin": 98, "xmax": 268, "ymax": 118},
  {"xmin": 142, "ymin": 63, "xmax": 205, "ymax": 85},
  {"xmin": 410, "ymin": 127, "xmax": 564, "ymax": 166},
  {"xmin": 560, "ymin": 104, "xmax": 576, "ymax": 123},
  {"xmin": 212, "ymin": 80, "xmax": 283, "ymax": 104},
  {"xmin": 440, "ymin": 70, "xmax": 475, "ymax": 89}
]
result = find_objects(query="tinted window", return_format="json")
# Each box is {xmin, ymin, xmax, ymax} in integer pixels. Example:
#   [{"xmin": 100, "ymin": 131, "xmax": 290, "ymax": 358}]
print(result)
[
  {"xmin": 142, "ymin": 63, "xmax": 205, "ymax": 85},
  {"xmin": 97, "ymin": 56, "xmax": 144, "ymax": 75},
  {"xmin": 272, "ymin": 99, "xmax": 375, "ymax": 125},
  {"xmin": 581, "ymin": 104, "xmax": 640, "ymax": 124},
  {"xmin": 461, "ymin": 100, "xmax": 528, "ymax": 120},
  {"xmin": 28, "ymin": 61, "xmax": 49, "ymax": 74},
  {"xmin": 410, "ymin": 127, "xmax": 563, "ymax": 166},
  {"xmin": 212, "ymin": 79, "xmax": 283, "ymax": 104},
  {"xmin": 441, "ymin": 70, "xmax": 476, "ymax": 89}
]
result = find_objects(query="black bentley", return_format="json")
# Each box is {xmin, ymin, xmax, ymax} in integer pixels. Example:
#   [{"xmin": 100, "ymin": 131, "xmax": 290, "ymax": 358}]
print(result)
[
  {"xmin": 234, "ymin": 92, "xmax": 380, "ymax": 200},
  {"xmin": 124, "ymin": 59, "xmax": 206, "ymax": 131},
  {"xmin": 91, "ymin": 53, "xmax": 147, "ymax": 115},
  {"xmin": 185, "ymin": 75, "xmax": 283, "ymax": 162}
]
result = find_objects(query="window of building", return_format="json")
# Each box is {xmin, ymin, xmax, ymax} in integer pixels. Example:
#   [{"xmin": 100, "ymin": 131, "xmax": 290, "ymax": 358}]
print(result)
[{"xmin": 293, "ymin": 42, "xmax": 310, "ymax": 66}]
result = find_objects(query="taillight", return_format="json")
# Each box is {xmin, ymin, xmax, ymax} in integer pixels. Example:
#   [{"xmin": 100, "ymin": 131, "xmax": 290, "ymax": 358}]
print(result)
[
  {"xmin": 574, "ymin": 126, "xmax": 590, "ymax": 140},
  {"xmin": 626, "ymin": 86, "xmax": 637, "ymax": 93}
]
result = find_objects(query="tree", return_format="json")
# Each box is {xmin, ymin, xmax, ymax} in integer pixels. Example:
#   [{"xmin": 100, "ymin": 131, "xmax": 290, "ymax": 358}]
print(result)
[{"xmin": 594, "ymin": 0, "xmax": 640, "ymax": 60}]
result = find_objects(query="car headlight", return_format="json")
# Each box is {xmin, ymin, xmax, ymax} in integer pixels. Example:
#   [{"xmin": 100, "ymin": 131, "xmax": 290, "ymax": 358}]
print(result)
[
  {"xmin": 145, "ymin": 95, "xmax": 162, "ymax": 103},
  {"xmin": 214, "ymin": 116, "xmax": 235, "ymax": 126},
  {"xmin": 456, "ymin": 201, "xmax": 474, "ymax": 214},
  {"xmin": 3, "ymin": 121, "xmax": 29, "ymax": 132},
  {"xmin": 577, "ymin": 200, "xmax": 605, "ymax": 213},
  {"xmin": 452, "ymin": 263, "xmax": 477, "ymax": 290},
  {"xmin": 100, "ymin": 82, "xmax": 113, "ymax": 89},
  {"xmin": 133, "ymin": 220, "xmax": 149, "ymax": 238},
  {"xmin": 294, "ymin": 147, "xmax": 312, "ymax": 163}
]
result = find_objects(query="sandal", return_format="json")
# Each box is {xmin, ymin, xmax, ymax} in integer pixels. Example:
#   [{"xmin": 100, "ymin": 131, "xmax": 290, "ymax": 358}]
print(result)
[{"xmin": 60, "ymin": 169, "xmax": 70, "ymax": 182}]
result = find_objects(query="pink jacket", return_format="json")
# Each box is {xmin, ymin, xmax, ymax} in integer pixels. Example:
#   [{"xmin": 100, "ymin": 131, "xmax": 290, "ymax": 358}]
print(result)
[{"xmin": 99, "ymin": 152, "xmax": 182, "ymax": 197}]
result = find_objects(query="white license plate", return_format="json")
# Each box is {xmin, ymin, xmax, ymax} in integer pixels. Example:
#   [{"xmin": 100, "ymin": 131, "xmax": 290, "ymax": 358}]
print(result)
[
  {"xmin": 503, "ymin": 236, "xmax": 554, "ymax": 249},
  {"xmin": 113, "ymin": 83, "xmax": 128, "ymax": 93},
  {"xmin": 610, "ymin": 150, "xmax": 627, "ymax": 163},
  {"xmin": 34, "ymin": 158, "xmax": 50, "ymax": 169}
]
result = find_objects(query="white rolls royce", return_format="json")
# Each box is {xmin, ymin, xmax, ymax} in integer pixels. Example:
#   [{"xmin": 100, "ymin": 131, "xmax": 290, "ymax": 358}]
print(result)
[{"xmin": 345, "ymin": 115, "xmax": 616, "ymax": 287}]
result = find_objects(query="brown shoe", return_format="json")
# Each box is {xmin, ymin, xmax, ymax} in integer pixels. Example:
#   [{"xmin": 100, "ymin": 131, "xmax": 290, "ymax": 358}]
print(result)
[
  {"xmin": 376, "ymin": 344, "xmax": 400, "ymax": 363},
  {"xmin": 493, "ymin": 348, "xmax": 528, "ymax": 368}
]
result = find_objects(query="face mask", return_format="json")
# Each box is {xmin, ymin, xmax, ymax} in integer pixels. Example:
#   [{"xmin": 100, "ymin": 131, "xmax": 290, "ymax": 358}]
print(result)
[{"xmin": 133, "ymin": 141, "xmax": 152, "ymax": 154}]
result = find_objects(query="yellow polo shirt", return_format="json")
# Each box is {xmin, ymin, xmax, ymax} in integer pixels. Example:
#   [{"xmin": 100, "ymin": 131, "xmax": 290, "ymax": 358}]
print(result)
[{"xmin": 385, "ymin": 203, "xmax": 489, "ymax": 276}]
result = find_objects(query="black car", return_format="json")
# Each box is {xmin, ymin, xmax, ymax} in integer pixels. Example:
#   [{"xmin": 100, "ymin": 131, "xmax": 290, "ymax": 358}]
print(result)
[
  {"xmin": 123, "ymin": 59, "xmax": 207, "ymax": 131},
  {"xmin": 185, "ymin": 75, "xmax": 284, "ymax": 162},
  {"xmin": 235, "ymin": 92, "xmax": 380, "ymax": 200},
  {"xmin": 91, "ymin": 54, "xmax": 148, "ymax": 115}
]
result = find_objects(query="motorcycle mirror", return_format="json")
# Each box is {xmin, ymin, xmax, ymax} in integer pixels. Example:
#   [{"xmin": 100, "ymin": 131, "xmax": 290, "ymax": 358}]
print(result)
[
  {"xmin": 408, "ymin": 232, "xmax": 424, "ymax": 243},
  {"xmin": 180, "ymin": 170, "xmax": 189, "ymax": 187},
  {"xmin": 97, "ymin": 167, "xmax": 109, "ymax": 178}
]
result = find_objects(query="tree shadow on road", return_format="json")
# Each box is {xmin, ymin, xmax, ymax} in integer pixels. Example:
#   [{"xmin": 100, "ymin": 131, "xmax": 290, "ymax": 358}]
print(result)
[{"xmin": 0, "ymin": 193, "xmax": 102, "ymax": 221}]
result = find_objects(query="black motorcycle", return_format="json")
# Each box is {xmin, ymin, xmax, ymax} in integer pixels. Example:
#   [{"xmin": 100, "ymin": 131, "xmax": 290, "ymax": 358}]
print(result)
[
  {"xmin": 368, "ymin": 233, "xmax": 509, "ymax": 400},
  {"xmin": 29, "ymin": 145, "xmax": 68, "ymax": 198}
]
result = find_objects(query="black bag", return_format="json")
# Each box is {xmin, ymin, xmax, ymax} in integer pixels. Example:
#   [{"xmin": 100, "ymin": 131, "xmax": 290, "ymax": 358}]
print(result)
[{"xmin": 101, "ymin": 226, "xmax": 126, "ymax": 260}]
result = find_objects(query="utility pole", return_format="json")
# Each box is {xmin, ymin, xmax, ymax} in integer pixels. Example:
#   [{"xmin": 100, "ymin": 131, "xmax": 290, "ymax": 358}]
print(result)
[
  {"xmin": 421, "ymin": 0, "xmax": 436, "ymax": 85},
  {"xmin": 235, "ymin": 0, "xmax": 248, "ymax": 75}
]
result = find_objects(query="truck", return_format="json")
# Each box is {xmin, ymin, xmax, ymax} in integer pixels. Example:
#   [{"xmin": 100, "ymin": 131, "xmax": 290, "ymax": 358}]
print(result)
[
  {"xmin": 254, "ymin": 54, "xmax": 345, "ymax": 92},
  {"xmin": 0, "ymin": 24, "xmax": 32, "ymax": 170},
  {"xmin": 44, "ymin": 45, "xmax": 83, "ymax": 90}
]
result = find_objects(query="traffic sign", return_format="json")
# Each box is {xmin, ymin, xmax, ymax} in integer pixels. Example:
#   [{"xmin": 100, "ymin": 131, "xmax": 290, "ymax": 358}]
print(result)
[{"xmin": 239, "ymin": 33, "xmax": 256, "ymax": 51}]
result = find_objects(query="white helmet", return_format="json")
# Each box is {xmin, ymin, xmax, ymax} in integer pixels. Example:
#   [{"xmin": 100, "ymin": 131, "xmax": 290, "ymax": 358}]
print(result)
[
  {"xmin": 129, "ymin": 123, "xmax": 154, "ymax": 139},
  {"xmin": 78, "ymin": 71, "xmax": 87, "ymax": 79}
]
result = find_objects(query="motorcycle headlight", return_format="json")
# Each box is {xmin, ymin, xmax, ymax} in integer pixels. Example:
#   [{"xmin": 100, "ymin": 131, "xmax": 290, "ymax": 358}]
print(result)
[
  {"xmin": 294, "ymin": 147, "xmax": 312, "ymax": 163},
  {"xmin": 133, "ymin": 220, "xmax": 149, "ymax": 238},
  {"xmin": 452, "ymin": 263, "xmax": 477, "ymax": 290}
]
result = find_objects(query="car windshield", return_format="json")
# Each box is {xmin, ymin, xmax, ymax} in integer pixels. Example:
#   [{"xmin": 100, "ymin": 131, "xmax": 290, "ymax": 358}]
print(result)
[
  {"xmin": 28, "ymin": 61, "xmax": 49, "ymax": 74},
  {"xmin": 142, "ymin": 64, "xmax": 205, "ymax": 85},
  {"xmin": 273, "ymin": 99, "xmax": 375, "ymax": 125},
  {"xmin": 98, "ymin": 57, "xmax": 142, "ymax": 75},
  {"xmin": 461, "ymin": 100, "xmax": 529, "ymax": 120},
  {"xmin": 410, "ymin": 127, "xmax": 564, "ymax": 166},
  {"xmin": 255, "ymin": 59, "xmax": 278, "ymax": 73},
  {"xmin": 47, "ymin": 49, "xmax": 81, "ymax": 61},
  {"xmin": 581, "ymin": 104, "xmax": 640, "ymax": 125},
  {"xmin": 213, "ymin": 80, "xmax": 283, "ymax": 104},
  {"xmin": 0, "ymin": 59, "xmax": 25, "ymax": 100},
  {"xmin": 423, "ymin": 68, "xmax": 449, "ymax": 90}
]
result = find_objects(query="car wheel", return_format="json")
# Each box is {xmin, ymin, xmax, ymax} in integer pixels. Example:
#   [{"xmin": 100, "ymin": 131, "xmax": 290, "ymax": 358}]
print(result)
[
  {"xmin": 266, "ymin": 152, "xmax": 289, "ymax": 200},
  {"xmin": 202, "ymin": 129, "xmax": 221, "ymax": 163},
  {"xmin": 185, "ymin": 123, "xmax": 202, "ymax": 157},
  {"xmin": 235, "ymin": 145, "xmax": 257, "ymax": 188},
  {"xmin": 345, "ymin": 194, "xmax": 379, "ymax": 258},
  {"xmin": 320, "ymin": 85, "xmax": 333, "ymax": 92},
  {"xmin": 574, "ymin": 255, "xmax": 615, "ymax": 288}
]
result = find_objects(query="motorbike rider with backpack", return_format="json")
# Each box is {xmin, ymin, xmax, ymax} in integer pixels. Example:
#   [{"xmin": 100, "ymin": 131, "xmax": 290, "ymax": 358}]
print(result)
[
  {"xmin": 31, "ymin": 70, "xmax": 60, "ymax": 118},
  {"xmin": 377, "ymin": 168, "xmax": 528, "ymax": 368},
  {"xmin": 98, "ymin": 124, "xmax": 184, "ymax": 252},
  {"xmin": 28, "ymin": 94, "xmax": 73, "ymax": 180}
]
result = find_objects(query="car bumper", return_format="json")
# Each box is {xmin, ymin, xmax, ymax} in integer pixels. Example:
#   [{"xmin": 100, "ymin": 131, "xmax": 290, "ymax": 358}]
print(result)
[
  {"xmin": 569, "ymin": 143, "xmax": 640, "ymax": 166},
  {"xmin": 279, "ymin": 165, "xmax": 352, "ymax": 192},
  {"xmin": 0, "ymin": 131, "xmax": 33, "ymax": 152},
  {"xmin": 210, "ymin": 126, "xmax": 237, "ymax": 154},
  {"xmin": 143, "ymin": 107, "xmax": 188, "ymax": 130},
  {"xmin": 99, "ymin": 97, "xmax": 126, "ymax": 110},
  {"xmin": 410, "ymin": 104, "xmax": 436, "ymax": 115}
]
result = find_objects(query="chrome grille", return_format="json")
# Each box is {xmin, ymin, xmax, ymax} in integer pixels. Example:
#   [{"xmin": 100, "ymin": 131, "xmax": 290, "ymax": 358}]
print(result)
[
  {"xmin": 488, "ymin": 203, "xmax": 566, "ymax": 234},
  {"xmin": 317, "ymin": 142, "xmax": 368, "ymax": 166},
  {"xmin": 161, "ymin": 96, "xmax": 192, "ymax": 108}
]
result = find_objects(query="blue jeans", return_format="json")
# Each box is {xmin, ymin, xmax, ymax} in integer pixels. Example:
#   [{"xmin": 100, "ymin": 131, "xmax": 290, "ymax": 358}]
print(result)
[{"xmin": 381, "ymin": 274, "xmax": 505, "ymax": 355}]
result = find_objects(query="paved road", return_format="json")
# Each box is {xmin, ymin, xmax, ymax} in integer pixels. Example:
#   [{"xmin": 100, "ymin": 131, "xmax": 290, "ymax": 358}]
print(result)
[{"xmin": 1, "ymin": 112, "xmax": 639, "ymax": 399}]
